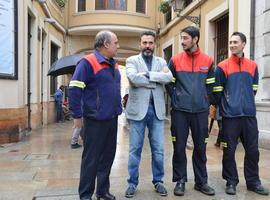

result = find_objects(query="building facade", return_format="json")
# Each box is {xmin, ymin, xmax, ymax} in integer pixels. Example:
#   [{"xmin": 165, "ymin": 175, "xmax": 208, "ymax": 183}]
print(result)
[
  {"xmin": 0, "ymin": 0, "xmax": 269, "ymax": 148},
  {"xmin": 0, "ymin": 0, "xmax": 66, "ymax": 143},
  {"xmin": 254, "ymin": 0, "xmax": 270, "ymax": 147}
]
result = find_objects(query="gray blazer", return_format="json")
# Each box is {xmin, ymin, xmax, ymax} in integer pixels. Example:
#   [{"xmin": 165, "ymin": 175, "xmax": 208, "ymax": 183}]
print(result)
[{"xmin": 125, "ymin": 54, "xmax": 173, "ymax": 120}]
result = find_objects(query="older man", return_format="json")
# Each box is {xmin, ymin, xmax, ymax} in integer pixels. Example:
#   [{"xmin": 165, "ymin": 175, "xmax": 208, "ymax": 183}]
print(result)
[{"xmin": 69, "ymin": 30, "xmax": 122, "ymax": 200}]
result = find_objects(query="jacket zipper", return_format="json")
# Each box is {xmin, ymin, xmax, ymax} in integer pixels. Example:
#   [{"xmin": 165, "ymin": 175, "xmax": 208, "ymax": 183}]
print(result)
[
  {"xmin": 96, "ymin": 89, "xmax": 100, "ymax": 111},
  {"xmin": 239, "ymin": 59, "xmax": 243, "ymax": 112},
  {"xmin": 191, "ymin": 55, "xmax": 195, "ymax": 112}
]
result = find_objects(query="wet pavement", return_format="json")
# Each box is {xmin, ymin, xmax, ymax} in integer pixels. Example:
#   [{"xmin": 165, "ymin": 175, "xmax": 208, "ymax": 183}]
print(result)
[{"xmin": 0, "ymin": 115, "xmax": 269, "ymax": 200}]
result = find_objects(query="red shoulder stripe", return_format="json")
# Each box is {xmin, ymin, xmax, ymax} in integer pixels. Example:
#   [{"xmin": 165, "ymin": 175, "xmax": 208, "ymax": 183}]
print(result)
[
  {"xmin": 172, "ymin": 52, "xmax": 212, "ymax": 72},
  {"xmin": 84, "ymin": 54, "xmax": 109, "ymax": 74},
  {"xmin": 218, "ymin": 57, "xmax": 257, "ymax": 77}
]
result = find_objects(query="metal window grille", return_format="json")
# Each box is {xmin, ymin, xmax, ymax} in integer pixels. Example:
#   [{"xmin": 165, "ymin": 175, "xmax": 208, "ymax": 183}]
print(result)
[{"xmin": 214, "ymin": 14, "xmax": 229, "ymax": 65}]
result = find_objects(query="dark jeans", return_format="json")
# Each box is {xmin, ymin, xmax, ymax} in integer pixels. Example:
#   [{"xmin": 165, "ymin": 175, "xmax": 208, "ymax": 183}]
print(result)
[{"xmin": 79, "ymin": 117, "xmax": 118, "ymax": 199}]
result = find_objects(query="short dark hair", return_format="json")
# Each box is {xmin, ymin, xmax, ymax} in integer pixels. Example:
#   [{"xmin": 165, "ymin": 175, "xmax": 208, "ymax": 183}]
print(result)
[
  {"xmin": 94, "ymin": 30, "xmax": 113, "ymax": 49},
  {"xmin": 181, "ymin": 26, "xmax": 200, "ymax": 44},
  {"xmin": 59, "ymin": 85, "xmax": 64, "ymax": 90},
  {"xmin": 231, "ymin": 32, "xmax": 247, "ymax": 43},
  {"xmin": 140, "ymin": 31, "xmax": 156, "ymax": 41}
]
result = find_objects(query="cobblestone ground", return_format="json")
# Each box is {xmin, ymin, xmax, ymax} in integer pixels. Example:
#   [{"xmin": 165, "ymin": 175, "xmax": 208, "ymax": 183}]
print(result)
[{"xmin": 0, "ymin": 115, "xmax": 269, "ymax": 200}]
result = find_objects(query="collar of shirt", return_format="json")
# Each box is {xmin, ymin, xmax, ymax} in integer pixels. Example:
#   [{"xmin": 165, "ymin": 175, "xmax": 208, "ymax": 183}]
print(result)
[
  {"xmin": 230, "ymin": 53, "xmax": 245, "ymax": 64},
  {"xmin": 142, "ymin": 54, "xmax": 153, "ymax": 70},
  {"xmin": 94, "ymin": 50, "xmax": 116, "ymax": 67},
  {"xmin": 185, "ymin": 47, "xmax": 201, "ymax": 57}
]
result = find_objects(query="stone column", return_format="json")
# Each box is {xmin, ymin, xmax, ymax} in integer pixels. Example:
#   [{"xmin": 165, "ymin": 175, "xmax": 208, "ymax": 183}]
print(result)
[{"xmin": 255, "ymin": 0, "xmax": 270, "ymax": 149}]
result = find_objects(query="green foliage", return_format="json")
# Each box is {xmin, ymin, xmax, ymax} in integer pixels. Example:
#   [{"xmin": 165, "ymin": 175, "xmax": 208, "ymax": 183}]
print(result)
[
  {"xmin": 158, "ymin": 0, "xmax": 170, "ymax": 14},
  {"xmin": 55, "ymin": 0, "xmax": 65, "ymax": 8}
]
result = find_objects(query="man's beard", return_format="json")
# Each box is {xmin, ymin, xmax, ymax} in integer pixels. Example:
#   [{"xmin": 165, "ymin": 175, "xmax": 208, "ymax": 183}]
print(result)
[
  {"xmin": 142, "ymin": 48, "xmax": 154, "ymax": 57},
  {"xmin": 182, "ymin": 43, "xmax": 195, "ymax": 52}
]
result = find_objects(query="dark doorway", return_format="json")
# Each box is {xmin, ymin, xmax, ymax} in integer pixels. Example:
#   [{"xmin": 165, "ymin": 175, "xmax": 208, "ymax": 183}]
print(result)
[
  {"xmin": 163, "ymin": 45, "xmax": 173, "ymax": 116},
  {"xmin": 50, "ymin": 42, "xmax": 59, "ymax": 96},
  {"xmin": 214, "ymin": 14, "xmax": 229, "ymax": 64}
]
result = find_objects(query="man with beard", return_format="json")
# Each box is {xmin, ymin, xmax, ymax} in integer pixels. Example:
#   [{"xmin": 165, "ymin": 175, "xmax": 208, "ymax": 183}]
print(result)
[
  {"xmin": 124, "ymin": 31, "xmax": 173, "ymax": 198},
  {"xmin": 165, "ymin": 26, "xmax": 215, "ymax": 196}
]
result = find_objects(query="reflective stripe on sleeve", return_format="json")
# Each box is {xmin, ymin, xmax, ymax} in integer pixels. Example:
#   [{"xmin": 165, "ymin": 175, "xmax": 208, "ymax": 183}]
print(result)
[
  {"xmin": 206, "ymin": 77, "xmax": 215, "ymax": 84},
  {"xmin": 252, "ymin": 84, "xmax": 258, "ymax": 91},
  {"xmin": 213, "ymin": 86, "xmax": 224, "ymax": 92},
  {"xmin": 69, "ymin": 80, "xmax": 86, "ymax": 89}
]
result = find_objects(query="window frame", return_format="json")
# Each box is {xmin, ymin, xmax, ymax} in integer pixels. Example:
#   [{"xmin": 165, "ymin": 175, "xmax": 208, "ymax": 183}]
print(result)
[
  {"xmin": 214, "ymin": 14, "xmax": 229, "ymax": 65},
  {"xmin": 77, "ymin": 0, "xmax": 86, "ymax": 12},
  {"xmin": 95, "ymin": 0, "xmax": 127, "ymax": 11},
  {"xmin": 136, "ymin": 0, "xmax": 146, "ymax": 14},
  {"xmin": 0, "ymin": 0, "xmax": 18, "ymax": 80}
]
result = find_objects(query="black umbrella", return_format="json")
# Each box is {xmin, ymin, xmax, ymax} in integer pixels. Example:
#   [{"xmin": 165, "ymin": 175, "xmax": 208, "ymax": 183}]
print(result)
[{"xmin": 47, "ymin": 53, "xmax": 84, "ymax": 76}]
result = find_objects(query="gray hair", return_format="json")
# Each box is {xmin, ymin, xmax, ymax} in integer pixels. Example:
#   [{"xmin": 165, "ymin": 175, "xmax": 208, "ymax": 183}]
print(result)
[{"xmin": 94, "ymin": 30, "xmax": 113, "ymax": 49}]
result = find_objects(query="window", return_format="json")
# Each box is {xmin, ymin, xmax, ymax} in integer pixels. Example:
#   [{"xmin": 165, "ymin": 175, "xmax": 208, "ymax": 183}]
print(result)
[
  {"xmin": 78, "ymin": 0, "xmax": 86, "ymax": 12},
  {"xmin": 0, "ymin": 0, "xmax": 18, "ymax": 79},
  {"xmin": 163, "ymin": 45, "xmax": 172, "ymax": 63},
  {"xmin": 136, "ymin": 0, "xmax": 145, "ymax": 14},
  {"xmin": 165, "ymin": 6, "xmax": 172, "ymax": 25},
  {"xmin": 50, "ymin": 42, "xmax": 59, "ymax": 95},
  {"xmin": 214, "ymin": 14, "xmax": 229, "ymax": 65},
  {"xmin": 184, "ymin": 0, "xmax": 193, "ymax": 8},
  {"xmin": 95, "ymin": 0, "xmax": 127, "ymax": 11}
]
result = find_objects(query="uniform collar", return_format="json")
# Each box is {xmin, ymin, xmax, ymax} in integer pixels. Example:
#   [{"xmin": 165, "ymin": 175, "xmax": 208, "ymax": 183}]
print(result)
[
  {"xmin": 94, "ymin": 50, "xmax": 116, "ymax": 66},
  {"xmin": 185, "ymin": 47, "xmax": 201, "ymax": 57},
  {"xmin": 230, "ymin": 53, "xmax": 245, "ymax": 63}
]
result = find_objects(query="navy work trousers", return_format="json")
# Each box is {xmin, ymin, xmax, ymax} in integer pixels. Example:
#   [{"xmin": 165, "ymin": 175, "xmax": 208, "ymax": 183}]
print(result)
[
  {"xmin": 222, "ymin": 117, "xmax": 261, "ymax": 187},
  {"xmin": 171, "ymin": 110, "xmax": 209, "ymax": 186},
  {"xmin": 79, "ymin": 117, "xmax": 118, "ymax": 199}
]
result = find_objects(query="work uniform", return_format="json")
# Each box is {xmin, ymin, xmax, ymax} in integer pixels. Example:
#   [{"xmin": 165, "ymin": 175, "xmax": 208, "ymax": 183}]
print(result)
[
  {"xmin": 69, "ymin": 51, "xmax": 122, "ymax": 199},
  {"xmin": 166, "ymin": 48, "xmax": 215, "ymax": 186},
  {"xmin": 213, "ymin": 54, "xmax": 261, "ymax": 187}
]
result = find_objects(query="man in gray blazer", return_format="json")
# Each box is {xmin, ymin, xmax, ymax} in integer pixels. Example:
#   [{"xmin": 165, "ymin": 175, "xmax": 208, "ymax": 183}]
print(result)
[{"xmin": 124, "ymin": 31, "xmax": 173, "ymax": 198}]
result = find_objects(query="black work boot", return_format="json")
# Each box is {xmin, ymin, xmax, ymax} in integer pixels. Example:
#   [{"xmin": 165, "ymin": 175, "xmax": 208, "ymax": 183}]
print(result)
[{"xmin": 174, "ymin": 182, "xmax": 185, "ymax": 196}]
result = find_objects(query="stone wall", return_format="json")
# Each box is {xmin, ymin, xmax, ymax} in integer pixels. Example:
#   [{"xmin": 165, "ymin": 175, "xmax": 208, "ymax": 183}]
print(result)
[
  {"xmin": 0, "ymin": 102, "xmax": 56, "ymax": 144},
  {"xmin": 0, "ymin": 108, "xmax": 27, "ymax": 144},
  {"xmin": 255, "ymin": 0, "xmax": 270, "ymax": 149}
]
